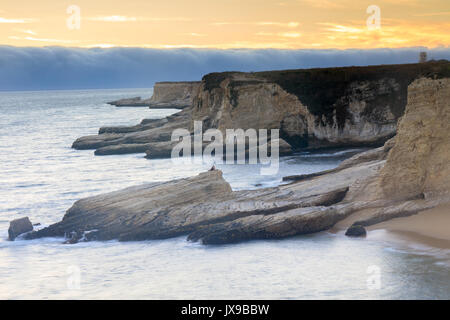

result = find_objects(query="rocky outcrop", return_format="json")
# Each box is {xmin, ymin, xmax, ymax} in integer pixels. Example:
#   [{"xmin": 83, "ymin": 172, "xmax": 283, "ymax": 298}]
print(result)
[
  {"xmin": 8, "ymin": 217, "xmax": 33, "ymax": 240},
  {"xmin": 108, "ymin": 97, "xmax": 150, "ymax": 107},
  {"xmin": 25, "ymin": 77, "xmax": 450, "ymax": 245},
  {"xmin": 74, "ymin": 102, "xmax": 293, "ymax": 158},
  {"xmin": 283, "ymin": 137, "xmax": 395, "ymax": 182},
  {"xmin": 25, "ymin": 167, "xmax": 358, "ymax": 243},
  {"xmin": 72, "ymin": 61, "xmax": 449, "ymax": 157},
  {"xmin": 72, "ymin": 108, "xmax": 193, "ymax": 150}
]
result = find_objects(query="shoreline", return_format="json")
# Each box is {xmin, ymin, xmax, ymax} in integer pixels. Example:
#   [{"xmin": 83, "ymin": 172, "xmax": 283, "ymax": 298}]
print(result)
[
  {"xmin": 332, "ymin": 203, "xmax": 450, "ymax": 250},
  {"xmin": 368, "ymin": 203, "xmax": 450, "ymax": 249},
  {"xmin": 9, "ymin": 68, "xmax": 450, "ymax": 247}
]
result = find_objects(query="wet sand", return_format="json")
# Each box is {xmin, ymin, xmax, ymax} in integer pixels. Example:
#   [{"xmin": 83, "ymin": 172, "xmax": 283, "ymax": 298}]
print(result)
[{"xmin": 368, "ymin": 203, "xmax": 450, "ymax": 249}]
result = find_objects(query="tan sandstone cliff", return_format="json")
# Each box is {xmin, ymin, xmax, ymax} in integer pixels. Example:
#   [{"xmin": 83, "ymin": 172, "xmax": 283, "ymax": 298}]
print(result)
[
  {"xmin": 192, "ymin": 72, "xmax": 398, "ymax": 149},
  {"xmin": 148, "ymin": 81, "xmax": 201, "ymax": 109},
  {"xmin": 107, "ymin": 81, "xmax": 201, "ymax": 109},
  {"xmin": 380, "ymin": 78, "xmax": 450, "ymax": 200}
]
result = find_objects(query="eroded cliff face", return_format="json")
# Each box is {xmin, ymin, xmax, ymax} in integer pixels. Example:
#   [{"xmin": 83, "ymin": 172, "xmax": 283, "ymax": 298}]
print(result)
[
  {"xmin": 379, "ymin": 78, "xmax": 450, "ymax": 200},
  {"xmin": 71, "ymin": 61, "xmax": 450, "ymax": 156},
  {"xmin": 149, "ymin": 81, "xmax": 201, "ymax": 109},
  {"xmin": 335, "ymin": 77, "xmax": 450, "ymax": 228},
  {"xmin": 193, "ymin": 61, "xmax": 450, "ymax": 149},
  {"xmin": 192, "ymin": 77, "xmax": 303, "ymax": 134},
  {"xmin": 192, "ymin": 76, "xmax": 397, "ymax": 148}
]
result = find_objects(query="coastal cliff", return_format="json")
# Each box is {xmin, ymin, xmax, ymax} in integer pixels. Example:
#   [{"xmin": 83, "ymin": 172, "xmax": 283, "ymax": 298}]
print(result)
[
  {"xmin": 72, "ymin": 61, "xmax": 450, "ymax": 156},
  {"xmin": 148, "ymin": 81, "xmax": 201, "ymax": 109},
  {"xmin": 195, "ymin": 62, "xmax": 449, "ymax": 148},
  {"xmin": 379, "ymin": 78, "xmax": 450, "ymax": 200},
  {"xmin": 194, "ymin": 72, "xmax": 398, "ymax": 149},
  {"xmin": 26, "ymin": 77, "xmax": 450, "ymax": 244},
  {"xmin": 107, "ymin": 81, "xmax": 201, "ymax": 109}
]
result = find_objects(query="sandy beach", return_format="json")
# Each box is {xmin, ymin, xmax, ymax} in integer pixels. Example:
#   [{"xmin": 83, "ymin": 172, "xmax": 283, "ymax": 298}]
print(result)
[{"xmin": 368, "ymin": 202, "xmax": 450, "ymax": 249}]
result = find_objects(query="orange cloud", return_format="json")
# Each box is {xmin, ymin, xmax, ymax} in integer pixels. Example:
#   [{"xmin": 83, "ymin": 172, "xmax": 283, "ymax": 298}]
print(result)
[{"xmin": 0, "ymin": 0, "xmax": 449, "ymax": 49}]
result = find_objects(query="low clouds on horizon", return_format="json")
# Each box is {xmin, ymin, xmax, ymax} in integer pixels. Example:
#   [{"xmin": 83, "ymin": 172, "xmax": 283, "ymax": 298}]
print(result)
[{"xmin": 1, "ymin": 46, "xmax": 450, "ymax": 91}]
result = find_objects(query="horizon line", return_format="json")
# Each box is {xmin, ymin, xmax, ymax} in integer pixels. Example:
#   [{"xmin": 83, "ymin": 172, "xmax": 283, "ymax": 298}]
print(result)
[{"xmin": 1, "ymin": 44, "xmax": 449, "ymax": 51}]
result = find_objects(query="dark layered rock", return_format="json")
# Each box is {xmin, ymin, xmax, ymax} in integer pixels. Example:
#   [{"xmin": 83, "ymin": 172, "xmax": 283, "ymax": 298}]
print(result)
[
  {"xmin": 145, "ymin": 141, "xmax": 179, "ymax": 159},
  {"xmin": 25, "ymin": 168, "xmax": 359, "ymax": 243}
]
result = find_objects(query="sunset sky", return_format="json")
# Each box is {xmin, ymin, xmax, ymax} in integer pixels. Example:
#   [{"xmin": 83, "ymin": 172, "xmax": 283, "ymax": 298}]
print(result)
[{"xmin": 1, "ymin": 0, "xmax": 449, "ymax": 49}]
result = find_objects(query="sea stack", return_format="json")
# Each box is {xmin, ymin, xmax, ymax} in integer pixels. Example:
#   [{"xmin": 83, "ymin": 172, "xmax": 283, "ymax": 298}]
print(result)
[{"xmin": 8, "ymin": 217, "xmax": 33, "ymax": 241}]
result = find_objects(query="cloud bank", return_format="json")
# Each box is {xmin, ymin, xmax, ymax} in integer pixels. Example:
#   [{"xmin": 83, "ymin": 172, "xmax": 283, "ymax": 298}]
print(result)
[{"xmin": 1, "ymin": 46, "xmax": 449, "ymax": 91}]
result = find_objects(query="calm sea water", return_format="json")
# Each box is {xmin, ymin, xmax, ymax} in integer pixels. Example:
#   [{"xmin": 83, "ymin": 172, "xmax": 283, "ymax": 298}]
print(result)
[{"xmin": 0, "ymin": 89, "xmax": 449, "ymax": 299}]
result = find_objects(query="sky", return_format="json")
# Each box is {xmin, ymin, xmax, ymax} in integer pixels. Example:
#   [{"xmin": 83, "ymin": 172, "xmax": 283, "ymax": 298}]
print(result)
[
  {"xmin": 0, "ymin": 1, "xmax": 449, "ymax": 90},
  {"xmin": 1, "ymin": 0, "xmax": 449, "ymax": 49}
]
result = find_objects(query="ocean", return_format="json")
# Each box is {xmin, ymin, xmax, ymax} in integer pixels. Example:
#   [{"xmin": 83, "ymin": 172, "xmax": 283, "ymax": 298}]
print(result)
[{"xmin": 0, "ymin": 88, "xmax": 449, "ymax": 299}]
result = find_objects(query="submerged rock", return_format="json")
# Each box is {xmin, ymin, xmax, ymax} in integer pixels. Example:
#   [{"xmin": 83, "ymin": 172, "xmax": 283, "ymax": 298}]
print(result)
[
  {"xmin": 345, "ymin": 224, "xmax": 367, "ymax": 237},
  {"xmin": 63, "ymin": 231, "xmax": 83, "ymax": 244},
  {"xmin": 8, "ymin": 217, "xmax": 33, "ymax": 240}
]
